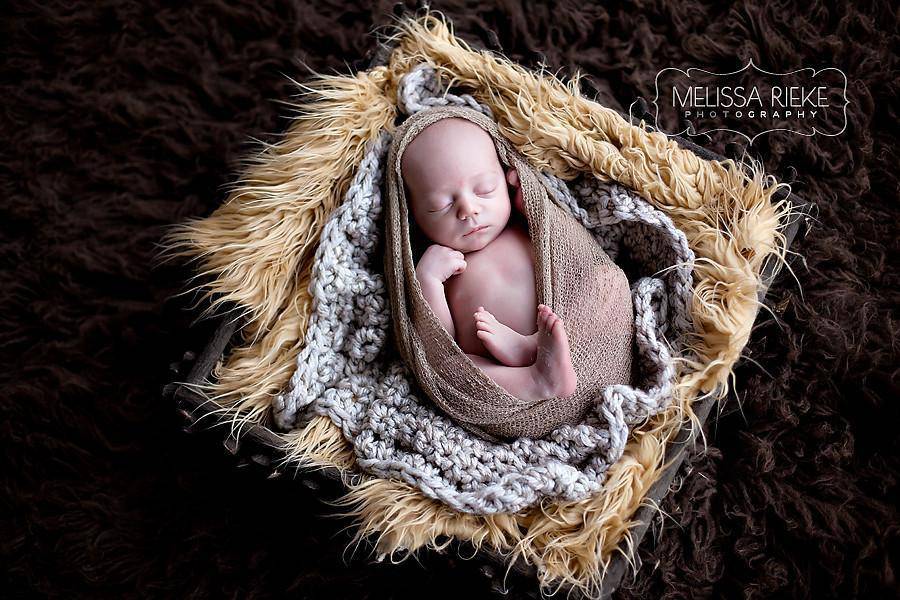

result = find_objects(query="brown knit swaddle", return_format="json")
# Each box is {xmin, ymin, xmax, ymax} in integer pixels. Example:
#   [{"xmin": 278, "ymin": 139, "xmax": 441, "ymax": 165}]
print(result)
[{"xmin": 384, "ymin": 105, "xmax": 634, "ymax": 441}]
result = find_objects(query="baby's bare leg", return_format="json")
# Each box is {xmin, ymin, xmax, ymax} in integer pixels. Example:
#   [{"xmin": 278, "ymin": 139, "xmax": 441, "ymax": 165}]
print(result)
[
  {"xmin": 473, "ymin": 306, "xmax": 537, "ymax": 367},
  {"xmin": 466, "ymin": 305, "xmax": 577, "ymax": 401}
]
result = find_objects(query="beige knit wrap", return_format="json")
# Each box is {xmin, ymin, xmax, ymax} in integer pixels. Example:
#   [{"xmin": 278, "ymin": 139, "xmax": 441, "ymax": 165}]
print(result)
[{"xmin": 384, "ymin": 105, "xmax": 634, "ymax": 441}]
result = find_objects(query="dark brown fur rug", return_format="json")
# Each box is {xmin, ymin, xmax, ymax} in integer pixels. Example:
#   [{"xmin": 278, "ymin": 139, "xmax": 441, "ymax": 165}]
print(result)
[{"xmin": 2, "ymin": 1, "xmax": 897, "ymax": 598}]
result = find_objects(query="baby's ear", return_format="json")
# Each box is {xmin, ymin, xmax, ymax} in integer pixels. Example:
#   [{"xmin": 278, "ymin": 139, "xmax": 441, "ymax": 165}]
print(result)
[{"xmin": 506, "ymin": 167, "xmax": 525, "ymax": 214}]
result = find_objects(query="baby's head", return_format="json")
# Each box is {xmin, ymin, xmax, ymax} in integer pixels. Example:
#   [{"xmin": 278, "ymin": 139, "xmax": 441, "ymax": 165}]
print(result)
[{"xmin": 401, "ymin": 117, "xmax": 514, "ymax": 253}]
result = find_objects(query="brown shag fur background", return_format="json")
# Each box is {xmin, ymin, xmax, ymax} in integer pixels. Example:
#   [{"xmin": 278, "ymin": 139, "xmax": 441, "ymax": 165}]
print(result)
[{"xmin": 2, "ymin": 0, "xmax": 897, "ymax": 598}]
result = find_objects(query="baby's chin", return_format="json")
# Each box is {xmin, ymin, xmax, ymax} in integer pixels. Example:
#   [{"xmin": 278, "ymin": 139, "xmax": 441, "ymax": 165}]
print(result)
[
  {"xmin": 452, "ymin": 229, "xmax": 500, "ymax": 253},
  {"xmin": 457, "ymin": 241, "xmax": 488, "ymax": 253}
]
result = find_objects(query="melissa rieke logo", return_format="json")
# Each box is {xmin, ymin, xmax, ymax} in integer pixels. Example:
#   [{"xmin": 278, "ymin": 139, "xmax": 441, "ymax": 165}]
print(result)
[{"xmin": 632, "ymin": 59, "xmax": 848, "ymax": 144}]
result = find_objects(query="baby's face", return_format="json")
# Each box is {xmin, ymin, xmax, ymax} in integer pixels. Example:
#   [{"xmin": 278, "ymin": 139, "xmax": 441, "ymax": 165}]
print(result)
[{"xmin": 401, "ymin": 118, "xmax": 512, "ymax": 253}]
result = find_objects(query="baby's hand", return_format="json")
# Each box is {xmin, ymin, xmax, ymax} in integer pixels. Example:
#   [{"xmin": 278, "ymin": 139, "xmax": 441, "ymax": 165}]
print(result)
[
  {"xmin": 507, "ymin": 168, "xmax": 525, "ymax": 213},
  {"xmin": 415, "ymin": 244, "xmax": 467, "ymax": 285}
]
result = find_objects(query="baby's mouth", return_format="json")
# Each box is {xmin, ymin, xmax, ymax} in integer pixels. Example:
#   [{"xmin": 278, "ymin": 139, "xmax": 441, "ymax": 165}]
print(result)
[{"xmin": 464, "ymin": 225, "xmax": 489, "ymax": 237}]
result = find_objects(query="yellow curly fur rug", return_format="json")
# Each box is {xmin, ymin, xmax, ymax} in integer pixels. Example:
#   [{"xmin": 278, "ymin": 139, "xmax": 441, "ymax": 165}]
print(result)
[{"xmin": 160, "ymin": 11, "xmax": 793, "ymax": 597}]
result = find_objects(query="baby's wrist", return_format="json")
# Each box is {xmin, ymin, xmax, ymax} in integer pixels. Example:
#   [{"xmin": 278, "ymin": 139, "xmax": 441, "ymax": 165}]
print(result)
[{"xmin": 415, "ymin": 269, "xmax": 444, "ymax": 288}]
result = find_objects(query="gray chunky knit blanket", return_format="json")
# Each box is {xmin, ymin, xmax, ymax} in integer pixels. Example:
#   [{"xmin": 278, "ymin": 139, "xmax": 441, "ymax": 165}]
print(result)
[{"xmin": 271, "ymin": 65, "xmax": 695, "ymax": 515}]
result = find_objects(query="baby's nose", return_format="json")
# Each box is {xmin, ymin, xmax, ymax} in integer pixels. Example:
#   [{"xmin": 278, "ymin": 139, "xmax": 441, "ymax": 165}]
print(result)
[{"xmin": 456, "ymin": 195, "xmax": 479, "ymax": 220}]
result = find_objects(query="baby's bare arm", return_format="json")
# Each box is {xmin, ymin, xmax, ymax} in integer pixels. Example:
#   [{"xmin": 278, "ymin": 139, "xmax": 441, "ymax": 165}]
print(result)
[
  {"xmin": 419, "ymin": 278, "xmax": 456, "ymax": 338},
  {"xmin": 415, "ymin": 244, "xmax": 467, "ymax": 339}
]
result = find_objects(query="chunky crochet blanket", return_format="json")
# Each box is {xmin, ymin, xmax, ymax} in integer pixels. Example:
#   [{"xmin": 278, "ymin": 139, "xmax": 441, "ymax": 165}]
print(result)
[{"xmin": 271, "ymin": 65, "xmax": 695, "ymax": 515}]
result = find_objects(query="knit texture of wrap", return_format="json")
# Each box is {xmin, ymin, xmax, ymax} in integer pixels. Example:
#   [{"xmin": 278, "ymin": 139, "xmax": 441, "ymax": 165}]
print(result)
[{"xmin": 384, "ymin": 105, "xmax": 635, "ymax": 441}]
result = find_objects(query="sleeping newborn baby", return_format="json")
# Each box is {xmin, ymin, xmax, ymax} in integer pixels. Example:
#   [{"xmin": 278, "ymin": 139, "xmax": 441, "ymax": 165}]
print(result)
[{"xmin": 401, "ymin": 117, "xmax": 577, "ymax": 402}]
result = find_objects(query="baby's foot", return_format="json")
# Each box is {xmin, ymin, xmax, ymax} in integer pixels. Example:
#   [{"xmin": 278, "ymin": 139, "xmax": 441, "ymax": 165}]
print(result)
[
  {"xmin": 474, "ymin": 306, "xmax": 537, "ymax": 367},
  {"xmin": 531, "ymin": 304, "xmax": 578, "ymax": 398}
]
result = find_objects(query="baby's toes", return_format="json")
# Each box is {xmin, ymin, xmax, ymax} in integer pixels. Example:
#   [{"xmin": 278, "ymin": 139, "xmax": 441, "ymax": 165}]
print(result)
[
  {"xmin": 475, "ymin": 319, "xmax": 493, "ymax": 333},
  {"xmin": 547, "ymin": 313, "xmax": 559, "ymax": 330},
  {"xmin": 474, "ymin": 314, "xmax": 493, "ymax": 332},
  {"xmin": 475, "ymin": 308, "xmax": 496, "ymax": 322}
]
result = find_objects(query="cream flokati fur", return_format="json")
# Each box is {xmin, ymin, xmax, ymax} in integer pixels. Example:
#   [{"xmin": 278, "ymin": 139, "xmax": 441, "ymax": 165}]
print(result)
[{"xmin": 160, "ymin": 11, "xmax": 792, "ymax": 598}]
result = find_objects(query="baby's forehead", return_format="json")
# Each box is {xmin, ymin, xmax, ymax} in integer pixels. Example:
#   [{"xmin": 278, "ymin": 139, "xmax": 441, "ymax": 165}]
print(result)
[
  {"xmin": 401, "ymin": 118, "xmax": 500, "ymax": 174},
  {"xmin": 417, "ymin": 117, "xmax": 492, "ymax": 142}
]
